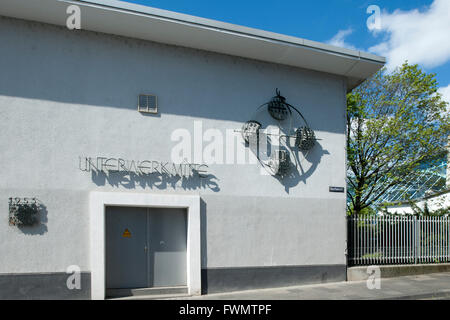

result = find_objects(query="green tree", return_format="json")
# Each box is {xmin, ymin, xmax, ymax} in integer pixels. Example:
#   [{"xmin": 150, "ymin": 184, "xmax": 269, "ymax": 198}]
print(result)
[{"xmin": 347, "ymin": 62, "xmax": 449, "ymax": 215}]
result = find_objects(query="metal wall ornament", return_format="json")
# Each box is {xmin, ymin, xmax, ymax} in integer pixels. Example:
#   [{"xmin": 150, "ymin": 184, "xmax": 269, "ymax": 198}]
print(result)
[
  {"xmin": 238, "ymin": 89, "xmax": 318, "ymax": 177},
  {"xmin": 241, "ymin": 120, "xmax": 261, "ymax": 144},
  {"xmin": 268, "ymin": 150, "xmax": 291, "ymax": 177},
  {"xmin": 267, "ymin": 89, "xmax": 290, "ymax": 121},
  {"xmin": 295, "ymin": 126, "xmax": 316, "ymax": 151},
  {"xmin": 8, "ymin": 197, "xmax": 40, "ymax": 227}
]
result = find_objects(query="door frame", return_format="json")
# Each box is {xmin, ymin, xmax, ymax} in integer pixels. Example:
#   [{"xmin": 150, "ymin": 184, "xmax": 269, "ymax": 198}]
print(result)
[{"xmin": 89, "ymin": 192, "xmax": 201, "ymax": 300}]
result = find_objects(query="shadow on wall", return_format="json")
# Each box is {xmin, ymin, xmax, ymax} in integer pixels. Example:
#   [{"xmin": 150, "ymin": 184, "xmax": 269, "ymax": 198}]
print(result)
[
  {"xmin": 0, "ymin": 17, "xmax": 345, "ymax": 134},
  {"xmin": 276, "ymin": 142, "xmax": 330, "ymax": 193},
  {"xmin": 282, "ymin": 142, "xmax": 330, "ymax": 192},
  {"xmin": 18, "ymin": 202, "xmax": 48, "ymax": 235},
  {"xmin": 91, "ymin": 170, "xmax": 220, "ymax": 192},
  {"xmin": 248, "ymin": 132, "xmax": 330, "ymax": 193}
]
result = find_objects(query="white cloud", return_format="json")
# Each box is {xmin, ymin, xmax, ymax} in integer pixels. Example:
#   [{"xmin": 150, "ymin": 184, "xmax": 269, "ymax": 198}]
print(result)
[
  {"xmin": 326, "ymin": 28, "xmax": 358, "ymax": 51},
  {"xmin": 438, "ymin": 84, "xmax": 450, "ymax": 104},
  {"xmin": 368, "ymin": 0, "xmax": 450, "ymax": 71}
]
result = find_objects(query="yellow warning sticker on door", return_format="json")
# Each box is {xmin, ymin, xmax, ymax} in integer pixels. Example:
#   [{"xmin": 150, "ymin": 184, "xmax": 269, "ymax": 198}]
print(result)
[{"xmin": 122, "ymin": 228, "xmax": 131, "ymax": 238}]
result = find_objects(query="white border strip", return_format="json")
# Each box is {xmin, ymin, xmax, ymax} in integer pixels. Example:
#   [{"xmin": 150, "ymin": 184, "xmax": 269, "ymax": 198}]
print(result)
[{"xmin": 89, "ymin": 192, "xmax": 201, "ymax": 300}]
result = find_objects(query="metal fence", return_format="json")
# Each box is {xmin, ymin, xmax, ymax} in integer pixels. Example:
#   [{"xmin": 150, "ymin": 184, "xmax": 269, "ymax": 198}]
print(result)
[{"xmin": 348, "ymin": 215, "xmax": 450, "ymax": 266}]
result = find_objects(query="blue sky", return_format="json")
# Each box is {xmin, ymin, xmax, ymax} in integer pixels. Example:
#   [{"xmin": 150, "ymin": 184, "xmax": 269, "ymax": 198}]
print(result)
[{"xmin": 122, "ymin": 0, "xmax": 450, "ymax": 102}]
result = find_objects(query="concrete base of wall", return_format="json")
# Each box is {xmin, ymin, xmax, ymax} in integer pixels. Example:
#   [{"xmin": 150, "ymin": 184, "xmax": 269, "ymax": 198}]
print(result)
[
  {"xmin": 347, "ymin": 264, "xmax": 450, "ymax": 281},
  {"xmin": 0, "ymin": 272, "xmax": 91, "ymax": 300},
  {"xmin": 202, "ymin": 264, "xmax": 346, "ymax": 294}
]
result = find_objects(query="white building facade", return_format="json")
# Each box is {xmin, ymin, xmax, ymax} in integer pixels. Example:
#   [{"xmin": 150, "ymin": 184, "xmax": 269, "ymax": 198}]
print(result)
[{"xmin": 0, "ymin": 0, "xmax": 384, "ymax": 299}]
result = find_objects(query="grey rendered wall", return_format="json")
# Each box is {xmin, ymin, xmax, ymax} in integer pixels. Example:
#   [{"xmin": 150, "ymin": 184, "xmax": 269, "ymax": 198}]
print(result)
[{"xmin": 0, "ymin": 16, "xmax": 347, "ymax": 294}]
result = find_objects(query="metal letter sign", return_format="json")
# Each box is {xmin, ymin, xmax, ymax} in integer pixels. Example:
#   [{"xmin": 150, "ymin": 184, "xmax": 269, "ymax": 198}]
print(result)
[{"xmin": 79, "ymin": 156, "xmax": 209, "ymax": 178}]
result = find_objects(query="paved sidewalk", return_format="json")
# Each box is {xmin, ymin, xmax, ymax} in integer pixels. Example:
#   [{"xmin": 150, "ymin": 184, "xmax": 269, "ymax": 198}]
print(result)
[{"xmin": 170, "ymin": 272, "xmax": 450, "ymax": 300}]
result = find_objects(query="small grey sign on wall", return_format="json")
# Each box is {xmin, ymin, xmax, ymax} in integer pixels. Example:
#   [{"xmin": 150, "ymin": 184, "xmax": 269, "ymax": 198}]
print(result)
[{"xmin": 329, "ymin": 186, "xmax": 345, "ymax": 193}]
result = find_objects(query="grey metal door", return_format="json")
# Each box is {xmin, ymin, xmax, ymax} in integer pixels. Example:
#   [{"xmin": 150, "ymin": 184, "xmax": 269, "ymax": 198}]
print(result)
[
  {"xmin": 148, "ymin": 208, "xmax": 187, "ymax": 287},
  {"xmin": 106, "ymin": 206, "xmax": 187, "ymax": 289},
  {"xmin": 105, "ymin": 206, "xmax": 148, "ymax": 289}
]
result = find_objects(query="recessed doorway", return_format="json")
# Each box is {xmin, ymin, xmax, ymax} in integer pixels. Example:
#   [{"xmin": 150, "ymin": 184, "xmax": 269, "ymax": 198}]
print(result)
[
  {"xmin": 89, "ymin": 192, "xmax": 201, "ymax": 300},
  {"xmin": 105, "ymin": 206, "xmax": 187, "ymax": 294}
]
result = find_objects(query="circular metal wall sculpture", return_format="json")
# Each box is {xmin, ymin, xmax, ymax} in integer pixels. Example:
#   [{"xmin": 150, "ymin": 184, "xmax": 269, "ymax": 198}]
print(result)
[{"xmin": 238, "ymin": 89, "xmax": 317, "ymax": 177}]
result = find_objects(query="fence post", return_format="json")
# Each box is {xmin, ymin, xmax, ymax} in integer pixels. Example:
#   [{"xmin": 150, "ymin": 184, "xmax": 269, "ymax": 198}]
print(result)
[{"xmin": 414, "ymin": 216, "xmax": 418, "ymax": 265}]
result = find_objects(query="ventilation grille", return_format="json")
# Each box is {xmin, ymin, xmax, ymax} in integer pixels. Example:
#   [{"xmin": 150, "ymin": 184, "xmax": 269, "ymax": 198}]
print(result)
[{"xmin": 138, "ymin": 94, "xmax": 158, "ymax": 114}]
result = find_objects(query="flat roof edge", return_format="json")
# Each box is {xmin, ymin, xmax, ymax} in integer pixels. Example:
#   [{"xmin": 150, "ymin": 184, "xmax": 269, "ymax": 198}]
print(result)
[
  {"xmin": 0, "ymin": 0, "xmax": 385, "ymax": 88},
  {"xmin": 73, "ymin": 0, "xmax": 385, "ymax": 65}
]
